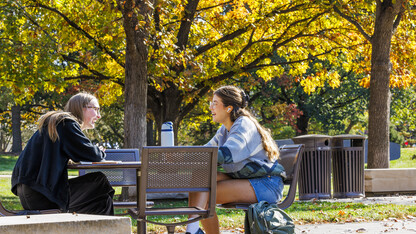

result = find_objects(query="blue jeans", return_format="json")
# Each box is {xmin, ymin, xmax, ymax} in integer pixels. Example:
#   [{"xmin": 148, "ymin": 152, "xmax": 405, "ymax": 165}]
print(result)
[{"xmin": 249, "ymin": 176, "xmax": 284, "ymax": 203}]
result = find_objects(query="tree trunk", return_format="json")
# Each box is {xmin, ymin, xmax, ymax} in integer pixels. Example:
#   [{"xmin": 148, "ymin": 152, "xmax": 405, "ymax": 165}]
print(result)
[
  {"xmin": 146, "ymin": 119, "xmax": 154, "ymax": 146},
  {"xmin": 118, "ymin": 0, "xmax": 154, "ymax": 201},
  {"xmin": 11, "ymin": 105, "xmax": 22, "ymax": 153},
  {"xmin": 295, "ymin": 101, "xmax": 309, "ymax": 136},
  {"xmin": 296, "ymin": 113, "xmax": 309, "ymax": 136},
  {"xmin": 367, "ymin": 1, "xmax": 402, "ymax": 168},
  {"xmin": 148, "ymin": 85, "xmax": 184, "ymax": 145},
  {"xmin": 119, "ymin": 0, "xmax": 153, "ymax": 151}
]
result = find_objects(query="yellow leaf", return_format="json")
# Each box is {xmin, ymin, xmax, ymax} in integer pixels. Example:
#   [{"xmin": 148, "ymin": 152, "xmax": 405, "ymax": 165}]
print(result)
[{"xmin": 338, "ymin": 210, "xmax": 346, "ymax": 216}]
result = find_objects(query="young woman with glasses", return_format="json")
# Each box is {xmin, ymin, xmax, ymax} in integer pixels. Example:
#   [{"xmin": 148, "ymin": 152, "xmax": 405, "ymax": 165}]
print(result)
[{"xmin": 11, "ymin": 92, "xmax": 115, "ymax": 215}]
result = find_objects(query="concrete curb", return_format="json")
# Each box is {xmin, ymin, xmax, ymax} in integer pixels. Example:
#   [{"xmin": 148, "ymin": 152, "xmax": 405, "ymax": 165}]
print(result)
[
  {"xmin": 0, "ymin": 213, "xmax": 132, "ymax": 234},
  {"xmin": 296, "ymin": 218, "xmax": 416, "ymax": 233}
]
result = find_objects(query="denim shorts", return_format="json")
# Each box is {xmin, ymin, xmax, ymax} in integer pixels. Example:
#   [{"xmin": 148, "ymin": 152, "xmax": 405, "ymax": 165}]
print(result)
[{"xmin": 249, "ymin": 176, "xmax": 284, "ymax": 203}]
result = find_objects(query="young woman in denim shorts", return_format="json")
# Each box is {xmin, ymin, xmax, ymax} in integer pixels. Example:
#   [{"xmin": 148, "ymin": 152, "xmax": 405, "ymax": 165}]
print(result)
[{"xmin": 186, "ymin": 85, "xmax": 285, "ymax": 234}]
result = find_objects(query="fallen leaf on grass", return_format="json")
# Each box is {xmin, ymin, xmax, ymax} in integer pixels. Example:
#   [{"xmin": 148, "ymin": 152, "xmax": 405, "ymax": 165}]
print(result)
[{"xmin": 338, "ymin": 210, "xmax": 346, "ymax": 216}]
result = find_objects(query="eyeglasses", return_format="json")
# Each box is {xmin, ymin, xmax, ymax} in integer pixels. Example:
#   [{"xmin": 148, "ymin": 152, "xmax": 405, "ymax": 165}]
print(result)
[
  {"xmin": 209, "ymin": 101, "xmax": 221, "ymax": 109},
  {"xmin": 86, "ymin": 106, "xmax": 100, "ymax": 114}
]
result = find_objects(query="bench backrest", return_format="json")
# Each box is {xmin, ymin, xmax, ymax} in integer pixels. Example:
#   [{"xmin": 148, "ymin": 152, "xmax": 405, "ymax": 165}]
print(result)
[
  {"xmin": 278, "ymin": 144, "xmax": 304, "ymax": 183},
  {"xmin": 276, "ymin": 144, "xmax": 304, "ymax": 209}
]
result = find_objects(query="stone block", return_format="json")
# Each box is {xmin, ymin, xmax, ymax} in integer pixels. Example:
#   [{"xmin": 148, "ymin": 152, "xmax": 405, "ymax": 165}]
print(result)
[
  {"xmin": 0, "ymin": 213, "xmax": 132, "ymax": 234},
  {"xmin": 365, "ymin": 168, "xmax": 416, "ymax": 195}
]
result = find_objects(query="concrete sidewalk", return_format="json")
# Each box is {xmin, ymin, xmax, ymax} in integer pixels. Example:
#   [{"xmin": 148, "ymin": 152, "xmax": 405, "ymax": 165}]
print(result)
[
  {"xmin": 321, "ymin": 195, "xmax": 416, "ymax": 206},
  {"xmin": 296, "ymin": 218, "xmax": 416, "ymax": 233},
  {"xmin": 219, "ymin": 195, "xmax": 416, "ymax": 234}
]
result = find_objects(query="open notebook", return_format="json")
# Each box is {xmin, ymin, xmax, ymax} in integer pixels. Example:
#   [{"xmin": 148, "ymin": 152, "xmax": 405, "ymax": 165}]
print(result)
[{"xmin": 79, "ymin": 160, "xmax": 123, "ymax": 164}]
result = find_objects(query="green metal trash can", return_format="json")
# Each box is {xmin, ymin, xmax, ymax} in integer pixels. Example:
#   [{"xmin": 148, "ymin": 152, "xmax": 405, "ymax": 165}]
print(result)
[
  {"xmin": 292, "ymin": 134, "xmax": 332, "ymax": 200},
  {"xmin": 331, "ymin": 134, "xmax": 366, "ymax": 198}
]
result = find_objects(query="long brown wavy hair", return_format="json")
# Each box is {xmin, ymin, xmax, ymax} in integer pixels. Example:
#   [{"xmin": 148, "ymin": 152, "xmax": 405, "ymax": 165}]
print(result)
[{"xmin": 214, "ymin": 85, "xmax": 280, "ymax": 161}]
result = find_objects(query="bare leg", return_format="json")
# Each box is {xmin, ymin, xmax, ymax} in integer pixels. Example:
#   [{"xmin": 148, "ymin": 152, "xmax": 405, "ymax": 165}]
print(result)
[
  {"xmin": 201, "ymin": 212, "xmax": 220, "ymax": 234},
  {"xmin": 188, "ymin": 172, "xmax": 231, "ymax": 218},
  {"xmin": 198, "ymin": 173, "xmax": 258, "ymax": 234},
  {"xmin": 187, "ymin": 172, "xmax": 231, "ymax": 233}
]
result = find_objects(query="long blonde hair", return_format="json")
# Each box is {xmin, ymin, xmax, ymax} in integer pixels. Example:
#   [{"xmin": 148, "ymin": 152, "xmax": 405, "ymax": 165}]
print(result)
[
  {"xmin": 38, "ymin": 92, "xmax": 97, "ymax": 142},
  {"xmin": 38, "ymin": 111, "xmax": 77, "ymax": 142},
  {"xmin": 214, "ymin": 85, "xmax": 280, "ymax": 161}
]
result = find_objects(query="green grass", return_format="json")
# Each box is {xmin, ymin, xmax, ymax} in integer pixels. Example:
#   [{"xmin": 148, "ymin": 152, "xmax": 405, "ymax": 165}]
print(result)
[
  {"xmin": 286, "ymin": 201, "xmax": 416, "ymax": 225},
  {"xmin": 0, "ymin": 155, "xmax": 79, "ymax": 176},
  {"xmin": 1, "ymin": 149, "xmax": 416, "ymax": 233},
  {"xmin": 0, "ymin": 155, "xmax": 18, "ymax": 175},
  {"xmin": 0, "ymin": 178, "xmax": 23, "ymax": 211},
  {"xmin": 390, "ymin": 148, "xmax": 416, "ymax": 168}
]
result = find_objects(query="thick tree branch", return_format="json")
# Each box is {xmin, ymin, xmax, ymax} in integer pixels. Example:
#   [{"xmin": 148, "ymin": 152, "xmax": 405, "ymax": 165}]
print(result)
[
  {"xmin": 62, "ymin": 75, "xmax": 123, "ymax": 87},
  {"xmin": 32, "ymin": 0, "xmax": 125, "ymax": 68},
  {"xmin": 62, "ymin": 75, "xmax": 98, "ymax": 81},
  {"xmin": 108, "ymin": 125, "xmax": 124, "ymax": 142},
  {"xmin": 332, "ymin": 94, "xmax": 366, "ymax": 110},
  {"xmin": 60, "ymin": 55, "xmax": 124, "ymax": 86},
  {"xmin": 249, "ymin": 46, "xmax": 345, "ymax": 70},
  {"xmin": 234, "ymin": 29, "xmax": 256, "ymax": 61},
  {"xmin": 178, "ymin": 86, "xmax": 211, "ymax": 119},
  {"xmin": 189, "ymin": 39, "xmax": 338, "ymax": 105},
  {"xmin": 195, "ymin": 27, "xmax": 250, "ymax": 56},
  {"xmin": 195, "ymin": 3, "xmax": 308, "ymax": 56},
  {"xmin": 0, "ymin": 38, "xmax": 25, "ymax": 46},
  {"xmin": 333, "ymin": 5, "xmax": 372, "ymax": 42},
  {"xmin": 392, "ymin": 4, "xmax": 405, "ymax": 34},
  {"xmin": 183, "ymin": 11, "xmax": 329, "ymax": 105},
  {"xmin": 236, "ymin": 11, "xmax": 327, "ymax": 72},
  {"xmin": 14, "ymin": 1, "xmax": 57, "ymax": 44},
  {"xmin": 196, "ymin": 1, "xmax": 232, "ymax": 12},
  {"xmin": 176, "ymin": 0, "xmax": 200, "ymax": 51}
]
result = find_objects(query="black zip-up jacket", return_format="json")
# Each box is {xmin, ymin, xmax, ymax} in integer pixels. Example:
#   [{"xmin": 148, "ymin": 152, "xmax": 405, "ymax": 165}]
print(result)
[{"xmin": 11, "ymin": 119, "xmax": 105, "ymax": 210}]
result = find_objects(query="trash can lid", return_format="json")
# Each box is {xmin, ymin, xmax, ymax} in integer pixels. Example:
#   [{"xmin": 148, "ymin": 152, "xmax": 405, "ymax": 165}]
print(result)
[
  {"xmin": 332, "ymin": 134, "xmax": 367, "ymax": 139},
  {"xmin": 292, "ymin": 134, "xmax": 332, "ymax": 139}
]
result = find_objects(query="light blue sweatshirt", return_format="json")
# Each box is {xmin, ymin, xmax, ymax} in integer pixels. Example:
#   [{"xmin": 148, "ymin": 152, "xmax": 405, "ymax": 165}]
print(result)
[{"xmin": 206, "ymin": 116, "xmax": 285, "ymax": 179}]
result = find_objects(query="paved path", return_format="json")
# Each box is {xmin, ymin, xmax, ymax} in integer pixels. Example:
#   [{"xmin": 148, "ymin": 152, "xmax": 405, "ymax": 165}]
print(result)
[
  {"xmin": 295, "ymin": 196, "xmax": 416, "ymax": 233},
  {"xmin": 220, "ymin": 216, "xmax": 416, "ymax": 234},
  {"xmin": 322, "ymin": 195, "xmax": 416, "ymax": 206},
  {"xmin": 296, "ymin": 218, "xmax": 416, "ymax": 233},
  {"xmin": 219, "ymin": 195, "xmax": 416, "ymax": 234}
]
